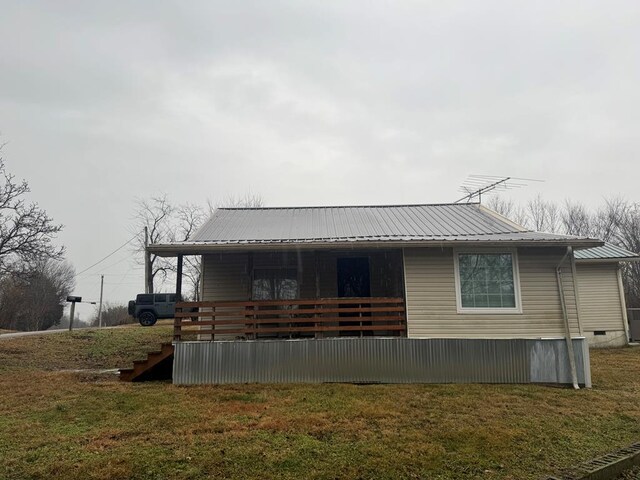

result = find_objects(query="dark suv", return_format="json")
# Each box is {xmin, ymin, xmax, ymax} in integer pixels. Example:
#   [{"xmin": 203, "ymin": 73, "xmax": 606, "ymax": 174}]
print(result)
[{"xmin": 128, "ymin": 293, "xmax": 180, "ymax": 326}]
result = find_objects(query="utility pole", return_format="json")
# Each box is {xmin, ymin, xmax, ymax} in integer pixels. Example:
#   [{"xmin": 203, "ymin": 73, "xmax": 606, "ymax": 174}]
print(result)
[
  {"xmin": 144, "ymin": 226, "xmax": 152, "ymax": 294},
  {"xmin": 98, "ymin": 274, "xmax": 104, "ymax": 328}
]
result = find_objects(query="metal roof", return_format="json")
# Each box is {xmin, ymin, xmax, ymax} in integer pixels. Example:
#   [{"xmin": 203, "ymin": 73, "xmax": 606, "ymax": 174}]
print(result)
[
  {"xmin": 143, "ymin": 203, "xmax": 600, "ymax": 253},
  {"xmin": 189, "ymin": 203, "xmax": 528, "ymax": 243},
  {"xmin": 574, "ymin": 242, "xmax": 640, "ymax": 262}
]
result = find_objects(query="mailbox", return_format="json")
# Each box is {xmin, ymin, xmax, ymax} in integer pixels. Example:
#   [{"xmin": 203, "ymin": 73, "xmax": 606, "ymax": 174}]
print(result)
[{"xmin": 66, "ymin": 296, "xmax": 82, "ymax": 303}]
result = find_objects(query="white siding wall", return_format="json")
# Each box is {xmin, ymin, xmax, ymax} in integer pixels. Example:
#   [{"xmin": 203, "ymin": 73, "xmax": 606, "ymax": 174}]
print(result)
[
  {"xmin": 576, "ymin": 263, "xmax": 627, "ymax": 347},
  {"xmin": 403, "ymin": 247, "xmax": 580, "ymax": 338}
]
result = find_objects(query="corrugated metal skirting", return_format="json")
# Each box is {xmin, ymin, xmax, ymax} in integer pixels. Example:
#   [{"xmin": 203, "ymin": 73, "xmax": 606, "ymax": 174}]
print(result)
[{"xmin": 173, "ymin": 337, "xmax": 590, "ymax": 386}]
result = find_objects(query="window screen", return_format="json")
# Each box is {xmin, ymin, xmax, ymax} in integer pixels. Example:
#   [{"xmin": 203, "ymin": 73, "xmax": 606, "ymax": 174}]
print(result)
[
  {"xmin": 458, "ymin": 253, "xmax": 516, "ymax": 309},
  {"xmin": 252, "ymin": 268, "xmax": 298, "ymax": 300}
]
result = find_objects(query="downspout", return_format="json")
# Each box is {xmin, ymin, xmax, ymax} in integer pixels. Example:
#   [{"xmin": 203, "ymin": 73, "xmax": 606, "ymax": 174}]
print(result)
[
  {"xmin": 401, "ymin": 248, "xmax": 410, "ymax": 338},
  {"xmin": 616, "ymin": 265, "xmax": 631, "ymax": 344},
  {"xmin": 556, "ymin": 247, "xmax": 580, "ymax": 390},
  {"xmin": 569, "ymin": 247, "xmax": 584, "ymax": 336}
]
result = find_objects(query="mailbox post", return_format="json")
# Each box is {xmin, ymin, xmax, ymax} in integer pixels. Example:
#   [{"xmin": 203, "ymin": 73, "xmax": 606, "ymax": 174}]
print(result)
[{"xmin": 67, "ymin": 296, "xmax": 82, "ymax": 331}]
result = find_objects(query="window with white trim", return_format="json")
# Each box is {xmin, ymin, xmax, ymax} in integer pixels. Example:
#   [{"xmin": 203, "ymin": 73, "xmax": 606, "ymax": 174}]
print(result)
[{"xmin": 455, "ymin": 252, "xmax": 520, "ymax": 312}]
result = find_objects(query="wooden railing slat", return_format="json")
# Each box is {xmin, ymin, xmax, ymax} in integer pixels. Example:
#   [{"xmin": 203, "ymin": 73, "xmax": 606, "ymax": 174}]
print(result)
[
  {"xmin": 175, "ymin": 297, "xmax": 403, "ymax": 309},
  {"xmin": 177, "ymin": 315, "xmax": 404, "ymax": 327},
  {"xmin": 175, "ymin": 306, "xmax": 404, "ymax": 317},
  {"xmin": 179, "ymin": 324, "xmax": 407, "ymax": 336},
  {"xmin": 173, "ymin": 297, "xmax": 407, "ymax": 341}
]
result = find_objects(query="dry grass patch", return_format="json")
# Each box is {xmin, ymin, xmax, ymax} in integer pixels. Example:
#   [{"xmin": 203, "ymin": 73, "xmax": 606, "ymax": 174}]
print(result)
[
  {"xmin": 0, "ymin": 328, "xmax": 639, "ymax": 479},
  {"xmin": 0, "ymin": 325, "xmax": 173, "ymax": 371}
]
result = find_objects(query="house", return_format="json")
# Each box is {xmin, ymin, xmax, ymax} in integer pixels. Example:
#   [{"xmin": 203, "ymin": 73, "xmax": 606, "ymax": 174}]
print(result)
[
  {"xmin": 574, "ymin": 243, "xmax": 639, "ymax": 347},
  {"xmin": 147, "ymin": 202, "xmax": 634, "ymax": 387}
]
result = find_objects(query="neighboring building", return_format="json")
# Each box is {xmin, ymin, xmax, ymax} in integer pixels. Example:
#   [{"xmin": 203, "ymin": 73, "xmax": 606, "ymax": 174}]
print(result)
[
  {"xmin": 146, "ymin": 202, "xmax": 635, "ymax": 387},
  {"xmin": 574, "ymin": 243, "xmax": 639, "ymax": 347}
]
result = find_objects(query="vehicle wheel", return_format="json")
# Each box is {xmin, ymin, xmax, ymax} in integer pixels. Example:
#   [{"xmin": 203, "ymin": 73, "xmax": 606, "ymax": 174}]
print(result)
[{"xmin": 138, "ymin": 311, "xmax": 157, "ymax": 327}]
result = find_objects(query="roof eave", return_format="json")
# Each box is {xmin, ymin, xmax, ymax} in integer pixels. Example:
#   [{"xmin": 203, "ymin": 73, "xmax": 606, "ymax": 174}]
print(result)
[
  {"xmin": 575, "ymin": 257, "xmax": 640, "ymax": 264},
  {"xmin": 148, "ymin": 238, "xmax": 604, "ymax": 257}
]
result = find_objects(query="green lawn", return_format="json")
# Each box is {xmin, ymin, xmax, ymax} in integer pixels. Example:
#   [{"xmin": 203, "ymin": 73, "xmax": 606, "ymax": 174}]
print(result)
[{"xmin": 1, "ymin": 327, "xmax": 639, "ymax": 479}]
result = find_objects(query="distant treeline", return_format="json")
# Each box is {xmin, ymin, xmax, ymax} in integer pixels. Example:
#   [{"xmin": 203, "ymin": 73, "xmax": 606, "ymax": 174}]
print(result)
[{"xmin": 487, "ymin": 195, "xmax": 640, "ymax": 307}]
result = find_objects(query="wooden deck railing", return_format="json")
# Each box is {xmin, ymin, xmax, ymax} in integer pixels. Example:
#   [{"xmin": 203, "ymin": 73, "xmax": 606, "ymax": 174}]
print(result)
[{"xmin": 174, "ymin": 297, "xmax": 406, "ymax": 341}]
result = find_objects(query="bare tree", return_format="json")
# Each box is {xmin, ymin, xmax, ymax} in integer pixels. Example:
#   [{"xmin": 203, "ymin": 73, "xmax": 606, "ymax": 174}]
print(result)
[
  {"xmin": 0, "ymin": 259, "xmax": 75, "ymax": 331},
  {"xmin": 609, "ymin": 201, "xmax": 640, "ymax": 307},
  {"xmin": 0, "ymin": 153, "xmax": 64, "ymax": 275},
  {"xmin": 207, "ymin": 192, "xmax": 264, "ymax": 214},
  {"xmin": 90, "ymin": 303, "xmax": 132, "ymax": 327},
  {"xmin": 175, "ymin": 202, "xmax": 207, "ymax": 240},
  {"xmin": 526, "ymin": 194, "xmax": 560, "ymax": 233},
  {"xmin": 561, "ymin": 200, "xmax": 593, "ymax": 237},
  {"xmin": 132, "ymin": 193, "xmax": 263, "ymax": 297},
  {"xmin": 131, "ymin": 195, "xmax": 174, "ymax": 293},
  {"xmin": 592, "ymin": 197, "xmax": 629, "ymax": 243},
  {"xmin": 488, "ymin": 194, "xmax": 640, "ymax": 308},
  {"xmin": 172, "ymin": 203, "xmax": 207, "ymax": 300},
  {"xmin": 485, "ymin": 196, "xmax": 515, "ymax": 218},
  {"xmin": 485, "ymin": 196, "xmax": 528, "ymax": 227}
]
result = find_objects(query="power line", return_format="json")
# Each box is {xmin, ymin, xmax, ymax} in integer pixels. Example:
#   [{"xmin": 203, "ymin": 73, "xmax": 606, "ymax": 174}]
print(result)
[
  {"xmin": 105, "ymin": 261, "xmax": 136, "ymax": 297},
  {"xmin": 75, "ymin": 231, "xmax": 141, "ymax": 277},
  {"xmin": 83, "ymin": 273, "xmax": 142, "ymax": 277},
  {"xmin": 93, "ymin": 253, "xmax": 135, "ymax": 272}
]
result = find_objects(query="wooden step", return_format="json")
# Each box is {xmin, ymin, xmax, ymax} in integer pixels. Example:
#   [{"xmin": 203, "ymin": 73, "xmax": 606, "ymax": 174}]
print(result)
[{"xmin": 119, "ymin": 343, "xmax": 175, "ymax": 382}]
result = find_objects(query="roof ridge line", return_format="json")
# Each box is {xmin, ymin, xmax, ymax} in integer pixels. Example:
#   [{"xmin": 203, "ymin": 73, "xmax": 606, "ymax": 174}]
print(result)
[{"xmin": 218, "ymin": 202, "xmax": 481, "ymax": 210}]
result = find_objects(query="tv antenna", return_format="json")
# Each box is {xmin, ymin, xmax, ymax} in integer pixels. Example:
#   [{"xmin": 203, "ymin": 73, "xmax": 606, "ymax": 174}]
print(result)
[{"xmin": 454, "ymin": 175, "xmax": 544, "ymax": 203}]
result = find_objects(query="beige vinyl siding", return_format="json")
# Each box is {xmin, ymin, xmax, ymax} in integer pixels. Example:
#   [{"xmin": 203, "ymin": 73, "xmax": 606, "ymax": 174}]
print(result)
[
  {"xmin": 576, "ymin": 264, "xmax": 625, "ymax": 332},
  {"xmin": 201, "ymin": 253, "xmax": 250, "ymax": 340},
  {"xmin": 404, "ymin": 247, "xmax": 580, "ymax": 338},
  {"xmin": 202, "ymin": 253, "xmax": 250, "ymax": 302}
]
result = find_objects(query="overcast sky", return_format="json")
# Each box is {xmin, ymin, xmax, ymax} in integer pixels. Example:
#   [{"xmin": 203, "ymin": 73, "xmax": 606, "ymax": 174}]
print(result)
[{"xmin": 1, "ymin": 1, "xmax": 639, "ymax": 321}]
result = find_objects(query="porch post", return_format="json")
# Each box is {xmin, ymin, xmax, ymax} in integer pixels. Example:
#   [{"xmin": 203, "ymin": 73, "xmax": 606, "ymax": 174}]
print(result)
[
  {"xmin": 315, "ymin": 252, "xmax": 322, "ymax": 338},
  {"xmin": 176, "ymin": 254, "xmax": 183, "ymax": 299}
]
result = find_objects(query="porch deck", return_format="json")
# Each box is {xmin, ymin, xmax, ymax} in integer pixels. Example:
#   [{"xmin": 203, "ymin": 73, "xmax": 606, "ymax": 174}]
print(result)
[{"xmin": 174, "ymin": 297, "xmax": 406, "ymax": 341}]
